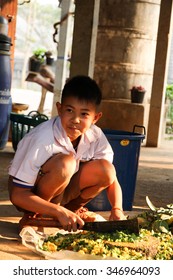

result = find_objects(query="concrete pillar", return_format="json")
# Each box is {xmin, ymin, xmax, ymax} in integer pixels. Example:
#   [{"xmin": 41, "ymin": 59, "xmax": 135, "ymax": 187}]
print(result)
[
  {"xmin": 70, "ymin": 0, "xmax": 100, "ymax": 78},
  {"xmin": 94, "ymin": 0, "xmax": 160, "ymax": 134},
  {"xmin": 94, "ymin": 0, "xmax": 160, "ymax": 101},
  {"xmin": 146, "ymin": 0, "xmax": 173, "ymax": 147}
]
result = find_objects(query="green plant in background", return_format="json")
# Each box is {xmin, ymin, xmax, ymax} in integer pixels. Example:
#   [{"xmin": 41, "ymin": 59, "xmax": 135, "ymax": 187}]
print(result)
[
  {"xmin": 165, "ymin": 84, "xmax": 173, "ymax": 135},
  {"xmin": 29, "ymin": 47, "xmax": 47, "ymax": 72},
  {"xmin": 166, "ymin": 84, "xmax": 173, "ymax": 101},
  {"xmin": 32, "ymin": 47, "xmax": 47, "ymax": 63}
]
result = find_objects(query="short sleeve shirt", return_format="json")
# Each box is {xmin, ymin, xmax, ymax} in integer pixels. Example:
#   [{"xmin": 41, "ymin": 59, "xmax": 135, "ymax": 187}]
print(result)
[{"xmin": 9, "ymin": 116, "xmax": 114, "ymax": 186}]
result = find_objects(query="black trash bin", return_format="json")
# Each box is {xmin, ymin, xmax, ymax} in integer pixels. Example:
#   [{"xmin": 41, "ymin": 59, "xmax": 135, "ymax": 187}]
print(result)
[{"xmin": 86, "ymin": 126, "xmax": 145, "ymax": 211}]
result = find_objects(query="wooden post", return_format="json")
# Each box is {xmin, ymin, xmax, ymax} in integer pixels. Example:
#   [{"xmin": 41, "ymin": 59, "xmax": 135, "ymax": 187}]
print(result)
[
  {"xmin": 52, "ymin": 0, "xmax": 75, "ymax": 116},
  {"xmin": 146, "ymin": 0, "xmax": 173, "ymax": 147}
]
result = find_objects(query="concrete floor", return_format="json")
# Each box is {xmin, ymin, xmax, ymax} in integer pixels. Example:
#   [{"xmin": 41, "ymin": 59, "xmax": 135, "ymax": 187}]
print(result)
[
  {"xmin": 134, "ymin": 139, "xmax": 173, "ymax": 209},
  {"xmin": 0, "ymin": 139, "xmax": 173, "ymax": 259}
]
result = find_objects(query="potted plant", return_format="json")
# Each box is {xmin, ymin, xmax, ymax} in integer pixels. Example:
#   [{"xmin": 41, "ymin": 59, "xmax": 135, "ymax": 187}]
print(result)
[
  {"xmin": 45, "ymin": 51, "xmax": 54, "ymax": 66},
  {"xmin": 130, "ymin": 85, "xmax": 146, "ymax": 104},
  {"xmin": 29, "ymin": 48, "xmax": 47, "ymax": 72}
]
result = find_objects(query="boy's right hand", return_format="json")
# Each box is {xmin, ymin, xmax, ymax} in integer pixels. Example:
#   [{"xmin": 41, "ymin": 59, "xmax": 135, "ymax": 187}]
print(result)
[{"xmin": 55, "ymin": 205, "xmax": 85, "ymax": 232}]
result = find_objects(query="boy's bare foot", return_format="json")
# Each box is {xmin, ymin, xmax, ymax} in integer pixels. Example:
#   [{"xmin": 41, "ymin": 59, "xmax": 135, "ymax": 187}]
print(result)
[
  {"xmin": 75, "ymin": 207, "xmax": 98, "ymax": 222},
  {"xmin": 19, "ymin": 213, "xmax": 44, "ymax": 233}
]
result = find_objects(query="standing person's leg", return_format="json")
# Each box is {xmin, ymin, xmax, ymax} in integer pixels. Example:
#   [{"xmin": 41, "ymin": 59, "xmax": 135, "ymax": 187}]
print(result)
[{"xmin": 62, "ymin": 159, "xmax": 116, "ymax": 211}]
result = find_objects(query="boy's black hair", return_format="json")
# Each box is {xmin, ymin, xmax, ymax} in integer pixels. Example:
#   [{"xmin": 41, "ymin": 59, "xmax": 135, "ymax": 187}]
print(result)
[{"xmin": 61, "ymin": 75, "xmax": 102, "ymax": 106}]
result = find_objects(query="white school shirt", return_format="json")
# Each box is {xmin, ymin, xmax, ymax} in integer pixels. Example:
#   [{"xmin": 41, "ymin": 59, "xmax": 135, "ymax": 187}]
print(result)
[{"xmin": 9, "ymin": 116, "xmax": 114, "ymax": 186}]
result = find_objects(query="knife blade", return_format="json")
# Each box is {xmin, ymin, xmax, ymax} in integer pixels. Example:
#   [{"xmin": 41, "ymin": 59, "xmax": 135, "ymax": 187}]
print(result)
[{"xmin": 82, "ymin": 217, "xmax": 139, "ymax": 234}]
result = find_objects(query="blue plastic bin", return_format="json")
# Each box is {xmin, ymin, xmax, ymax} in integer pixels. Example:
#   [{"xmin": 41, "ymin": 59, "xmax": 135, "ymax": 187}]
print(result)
[
  {"xmin": 86, "ymin": 126, "xmax": 145, "ymax": 211},
  {"xmin": 0, "ymin": 33, "xmax": 12, "ymax": 150}
]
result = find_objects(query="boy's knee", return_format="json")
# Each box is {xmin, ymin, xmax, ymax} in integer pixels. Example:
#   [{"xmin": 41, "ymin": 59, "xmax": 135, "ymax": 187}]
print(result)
[
  {"xmin": 97, "ymin": 159, "xmax": 116, "ymax": 186},
  {"xmin": 49, "ymin": 153, "xmax": 76, "ymax": 180}
]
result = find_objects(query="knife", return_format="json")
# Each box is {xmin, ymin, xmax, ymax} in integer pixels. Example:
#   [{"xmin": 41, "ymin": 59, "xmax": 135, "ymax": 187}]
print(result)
[{"xmin": 21, "ymin": 216, "xmax": 139, "ymax": 234}]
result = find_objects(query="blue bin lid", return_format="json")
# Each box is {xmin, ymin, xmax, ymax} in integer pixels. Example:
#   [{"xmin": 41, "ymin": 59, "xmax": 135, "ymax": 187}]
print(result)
[{"xmin": 103, "ymin": 129, "xmax": 145, "ymax": 141}]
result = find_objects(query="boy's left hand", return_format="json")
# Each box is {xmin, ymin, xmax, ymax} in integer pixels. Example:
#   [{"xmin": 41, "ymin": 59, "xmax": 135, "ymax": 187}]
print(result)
[{"xmin": 109, "ymin": 208, "xmax": 127, "ymax": 221}]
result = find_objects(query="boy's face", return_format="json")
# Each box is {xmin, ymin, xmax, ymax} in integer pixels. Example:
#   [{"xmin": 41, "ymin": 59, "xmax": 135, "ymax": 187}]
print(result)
[{"xmin": 56, "ymin": 97, "xmax": 102, "ymax": 142}]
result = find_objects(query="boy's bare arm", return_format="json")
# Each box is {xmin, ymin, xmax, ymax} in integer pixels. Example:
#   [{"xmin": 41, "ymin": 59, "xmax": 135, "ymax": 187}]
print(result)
[{"xmin": 9, "ymin": 183, "xmax": 84, "ymax": 231}]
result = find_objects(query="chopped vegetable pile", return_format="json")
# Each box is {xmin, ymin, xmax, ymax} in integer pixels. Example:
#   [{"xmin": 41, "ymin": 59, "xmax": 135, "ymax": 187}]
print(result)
[{"xmin": 41, "ymin": 201, "xmax": 173, "ymax": 260}]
